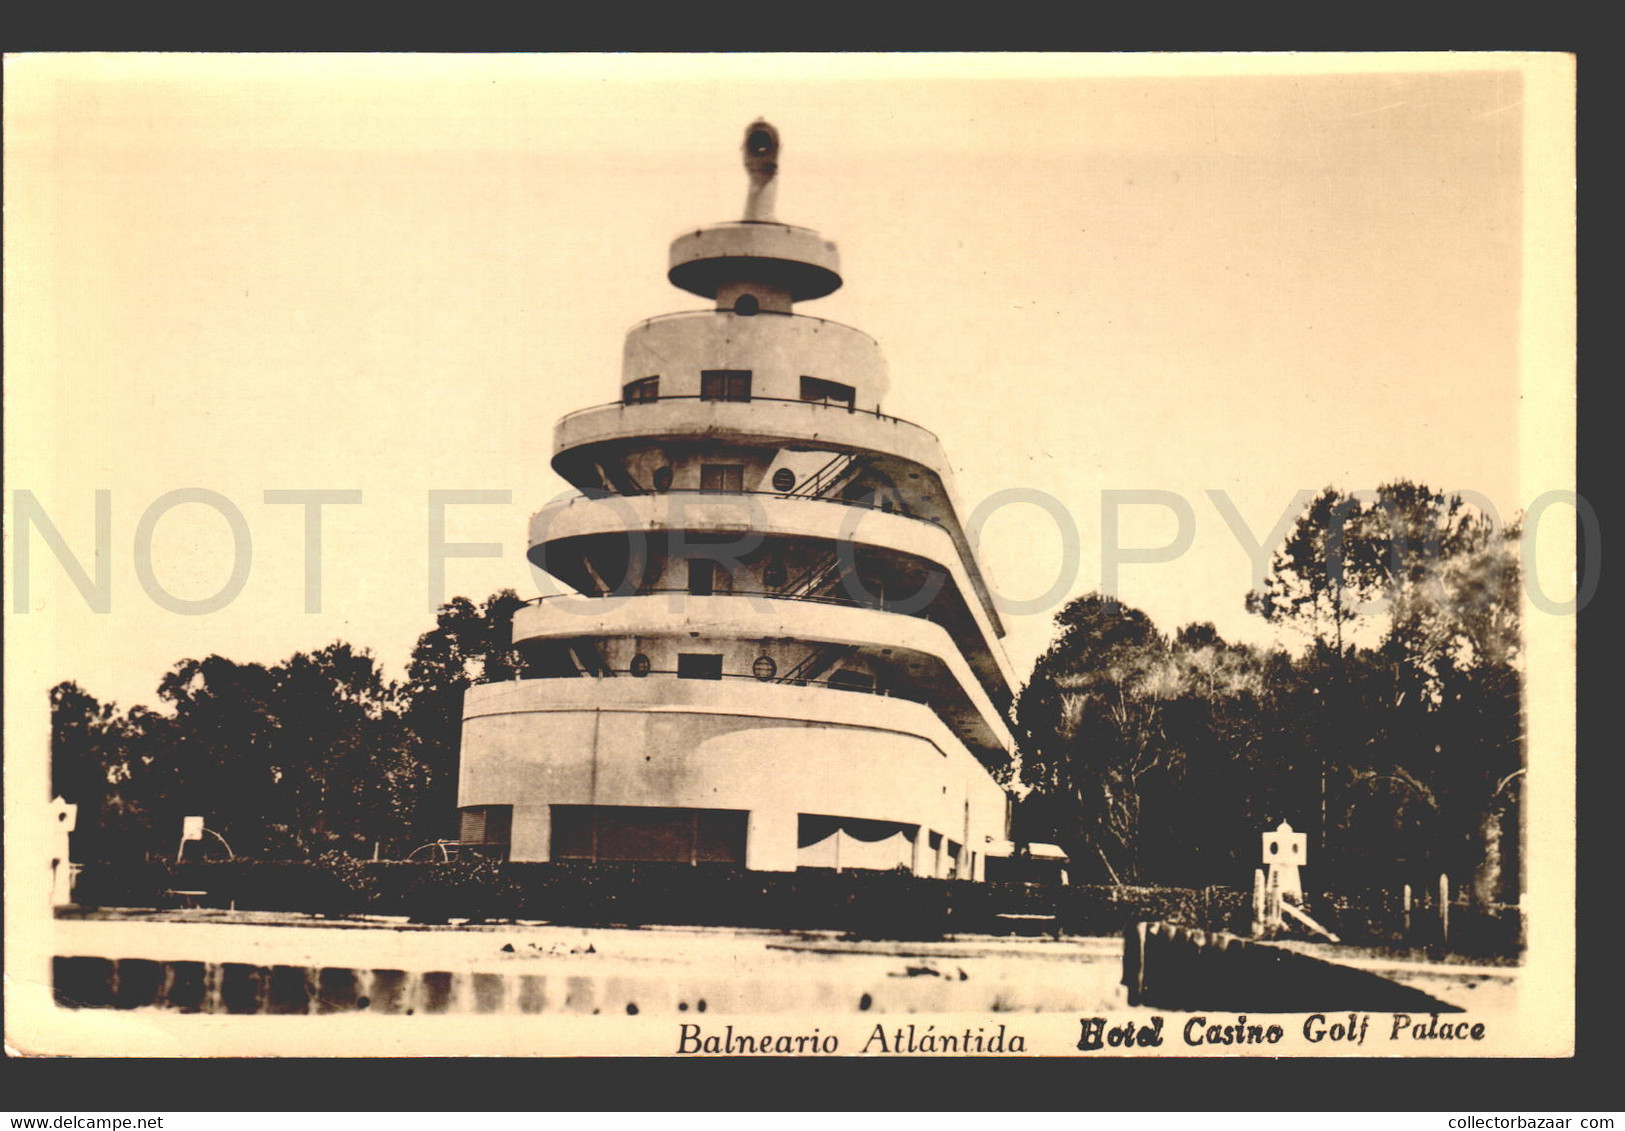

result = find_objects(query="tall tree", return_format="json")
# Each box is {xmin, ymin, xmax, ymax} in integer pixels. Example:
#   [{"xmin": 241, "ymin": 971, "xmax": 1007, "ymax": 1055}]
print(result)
[
  {"xmin": 51, "ymin": 592, "xmax": 534, "ymax": 862},
  {"xmin": 401, "ymin": 590, "xmax": 530, "ymax": 842},
  {"xmin": 1014, "ymin": 596, "xmax": 1176, "ymax": 883},
  {"xmin": 147, "ymin": 644, "xmax": 429, "ymax": 858},
  {"xmin": 154, "ymin": 655, "xmax": 284, "ymax": 855},
  {"xmin": 1246, "ymin": 487, "xmax": 1371, "ymax": 655},
  {"xmin": 49, "ymin": 682, "xmax": 166, "ymax": 861},
  {"xmin": 268, "ymin": 642, "xmax": 425, "ymax": 857},
  {"xmin": 1247, "ymin": 481, "xmax": 1523, "ymax": 901},
  {"xmin": 1150, "ymin": 624, "xmax": 1292, "ymax": 883},
  {"xmin": 1015, "ymin": 600, "xmax": 1306, "ymax": 886}
]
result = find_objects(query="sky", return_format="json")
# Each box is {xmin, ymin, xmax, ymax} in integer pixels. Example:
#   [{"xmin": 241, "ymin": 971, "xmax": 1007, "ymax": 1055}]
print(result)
[{"xmin": 6, "ymin": 53, "xmax": 1573, "ymax": 720}]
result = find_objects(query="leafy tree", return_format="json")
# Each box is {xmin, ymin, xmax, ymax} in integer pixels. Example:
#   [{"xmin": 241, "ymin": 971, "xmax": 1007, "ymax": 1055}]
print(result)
[
  {"xmin": 1248, "ymin": 481, "xmax": 1510, "ymax": 671},
  {"xmin": 401, "ymin": 590, "xmax": 531, "ymax": 842},
  {"xmin": 1016, "ymin": 599, "xmax": 1306, "ymax": 886},
  {"xmin": 50, "ymin": 589, "xmax": 536, "ymax": 864},
  {"xmin": 1247, "ymin": 481, "xmax": 1523, "ymax": 902},
  {"xmin": 267, "ymin": 643, "xmax": 425, "ymax": 857},
  {"xmin": 151, "ymin": 656, "xmax": 282, "ymax": 855},
  {"xmin": 1015, "ymin": 596, "xmax": 1177, "ymax": 882},
  {"xmin": 146, "ymin": 644, "xmax": 428, "ymax": 859},
  {"xmin": 49, "ymin": 682, "xmax": 167, "ymax": 861},
  {"xmin": 1014, "ymin": 481, "xmax": 1523, "ymax": 904},
  {"xmin": 1150, "ymin": 624, "xmax": 1294, "ymax": 882},
  {"xmin": 1245, "ymin": 487, "xmax": 1370, "ymax": 655},
  {"xmin": 51, "ymin": 681, "xmax": 121, "ymax": 804}
]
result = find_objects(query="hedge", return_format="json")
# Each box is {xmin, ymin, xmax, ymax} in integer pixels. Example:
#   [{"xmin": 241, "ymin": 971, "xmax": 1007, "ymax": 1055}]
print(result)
[{"xmin": 67, "ymin": 858, "xmax": 1520, "ymax": 955}]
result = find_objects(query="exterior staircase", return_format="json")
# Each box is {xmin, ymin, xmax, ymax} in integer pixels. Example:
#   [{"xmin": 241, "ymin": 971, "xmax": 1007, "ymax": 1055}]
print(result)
[
  {"xmin": 570, "ymin": 642, "xmax": 616, "ymax": 678},
  {"xmin": 595, "ymin": 458, "xmax": 646, "ymax": 497},
  {"xmin": 783, "ymin": 452, "xmax": 870, "ymax": 501},
  {"xmin": 776, "ymin": 643, "xmax": 859, "ymax": 687},
  {"xmin": 780, "ymin": 550, "xmax": 846, "ymax": 600}
]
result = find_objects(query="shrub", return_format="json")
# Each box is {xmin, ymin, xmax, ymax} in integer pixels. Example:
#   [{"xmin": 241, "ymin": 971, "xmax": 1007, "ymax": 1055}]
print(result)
[
  {"xmin": 73, "ymin": 860, "xmax": 170, "ymax": 909},
  {"xmin": 306, "ymin": 851, "xmax": 376, "ymax": 917},
  {"xmin": 401, "ymin": 857, "xmax": 521, "ymax": 924},
  {"xmin": 63, "ymin": 857, "xmax": 1518, "ymax": 958}
]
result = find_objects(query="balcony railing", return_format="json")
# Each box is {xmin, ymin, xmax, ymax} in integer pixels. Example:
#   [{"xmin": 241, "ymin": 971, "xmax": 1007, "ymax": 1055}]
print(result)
[
  {"xmin": 557, "ymin": 392, "xmax": 938, "ymax": 442},
  {"xmin": 519, "ymin": 585, "xmax": 948, "ymax": 622},
  {"xmin": 537, "ymin": 486, "xmax": 948, "ymax": 531},
  {"xmin": 515, "ymin": 666, "xmax": 934, "ymax": 706}
]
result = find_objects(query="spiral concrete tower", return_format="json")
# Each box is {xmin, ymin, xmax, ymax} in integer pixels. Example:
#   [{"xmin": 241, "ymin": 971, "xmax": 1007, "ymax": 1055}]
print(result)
[{"xmin": 456, "ymin": 121, "xmax": 1017, "ymax": 877}]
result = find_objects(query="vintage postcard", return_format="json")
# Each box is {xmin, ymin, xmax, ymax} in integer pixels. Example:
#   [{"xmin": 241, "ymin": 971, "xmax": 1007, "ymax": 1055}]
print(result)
[{"xmin": 4, "ymin": 51, "xmax": 1576, "ymax": 1059}]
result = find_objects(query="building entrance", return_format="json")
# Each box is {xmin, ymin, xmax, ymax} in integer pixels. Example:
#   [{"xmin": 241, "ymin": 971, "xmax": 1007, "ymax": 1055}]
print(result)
[{"xmin": 550, "ymin": 804, "xmax": 748, "ymax": 865}]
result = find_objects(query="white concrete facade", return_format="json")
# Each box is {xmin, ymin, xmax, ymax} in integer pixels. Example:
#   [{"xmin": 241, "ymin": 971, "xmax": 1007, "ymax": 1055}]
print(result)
[
  {"xmin": 459, "ymin": 679, "xmax": 1009, "ymax": 875},
  {"xmin": 456, "ymin": 121, "xmax": 1017, "ymax": 878},
  {"xmin": 622, "ymin": 310, "xmax": 890, "ymax": 406}
]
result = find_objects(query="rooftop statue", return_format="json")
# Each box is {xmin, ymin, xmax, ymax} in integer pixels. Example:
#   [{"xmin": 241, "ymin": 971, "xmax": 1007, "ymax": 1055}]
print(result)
[{"xmin": 742, "ymin": 119, "xmax": 779, "ymax": 222}]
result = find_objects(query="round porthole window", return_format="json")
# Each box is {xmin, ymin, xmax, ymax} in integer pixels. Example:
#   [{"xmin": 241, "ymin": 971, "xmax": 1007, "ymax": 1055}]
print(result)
[
  {"xmin": 752, "ymin": 655, "xmax": 777, "ymax": 681},
  {"xmin": 630, "ymin": 653, "xmax": 651, "ymax": 677},
  {"xmin": 734, "ymin": 294, "xmax": 760, "ymax": 316},
  {"xmin": 652, "ymin": 466, "xmax": 673, "ymax": 492},
  {"xmin": 772, "ymin": 468, "xmax": 796, "ymax": 493}
]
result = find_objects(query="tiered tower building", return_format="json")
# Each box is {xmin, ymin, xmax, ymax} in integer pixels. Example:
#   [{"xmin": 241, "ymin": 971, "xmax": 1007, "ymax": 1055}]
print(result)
[{"xmin": 456, "ymin": 122, "xmax": 1017, "ymax": 877}]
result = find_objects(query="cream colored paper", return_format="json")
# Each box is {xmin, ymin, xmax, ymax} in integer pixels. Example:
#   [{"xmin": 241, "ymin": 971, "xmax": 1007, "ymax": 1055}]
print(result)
[{"xmin": 4, "ymin": 51, "xmax": 1575, "ymax": 1058}]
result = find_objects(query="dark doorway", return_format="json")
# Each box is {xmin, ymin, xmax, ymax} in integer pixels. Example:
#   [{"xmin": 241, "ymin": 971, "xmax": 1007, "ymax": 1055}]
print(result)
[
  {"xmin": 676, "ymin": 653, "xmax": 724, "ymax": 680},
  {"xmin": 550, "ymin": 804, "xmax": 748, "ymax": 865}
]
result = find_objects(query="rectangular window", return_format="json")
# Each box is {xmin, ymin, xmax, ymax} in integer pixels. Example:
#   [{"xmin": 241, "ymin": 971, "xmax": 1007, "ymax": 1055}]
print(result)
[
  {"xmin": 687, "ymin": 558, "xmax": 714, "ymax": 596},
  {"xmin": 699, "ymin": 464, "xmax": 744, "ymax": 493},
  {"xmin": 549, "ymin": 805, "xmax": 595, "ymax": 861},
  {"xmin": 686, "ymin": 557, "xmax": 734, "ymax": 596},
  {"xmin": 677, "ymin": 653, "xmax": 724, "ymax": 681},
  {"xmin": 700, "ymin": 369, "xmax": 752, "ymax": 401},
  {"xmin": 622, "ymin": 376, "xmax": 660, "ymax": 404},
  {"xmin": 800, "ymin": 376, "xmax": 856, "ymax": 407},
  {"xmin": 458, "ymin": 804, "xmax": 514, "ymax": 860},
  {"xmin": 550, "ymin": 804, "xmax": 748, "ymax": 865}
]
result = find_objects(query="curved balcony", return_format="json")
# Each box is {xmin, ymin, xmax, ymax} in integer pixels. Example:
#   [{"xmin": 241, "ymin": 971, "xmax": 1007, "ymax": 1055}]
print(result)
[
  {"xmin": 466, "ymin": 667, "xmax": 938, "ymax": 740},
  {"xmin": 508, "ymin": 592, "xmax": 1014, "ymax": 763},
  {"xmin": 525, "ymin": 489, "xmax": 1016, "ymax": 699},
  {"xmin": 459, "ymin": 675, "xmax": 1013, "ymax": 859},
  {"xmin": 668, "ymin": 221, "xmax": 842, "ymax": 301},
  {"xmin": 461, "ymin": 674, "xmax": 988, "ymax": 788},
  {"xmin": 550, "ymin": 397, "xmax": 1004, "ymax": 638},
  {"xmin": 555, "ymin": 395, "xmax": 943, "ymax": 487},
  {"xmin": 529, "ymin": 486, "xmax": 946, "ymax": 543}
]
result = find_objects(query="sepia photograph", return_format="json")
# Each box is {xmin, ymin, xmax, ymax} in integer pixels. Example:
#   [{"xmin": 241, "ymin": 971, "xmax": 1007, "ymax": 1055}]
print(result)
[{"xmin": 4, "ymin": 52, "xmax": 1577, "ymax": 1061}]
